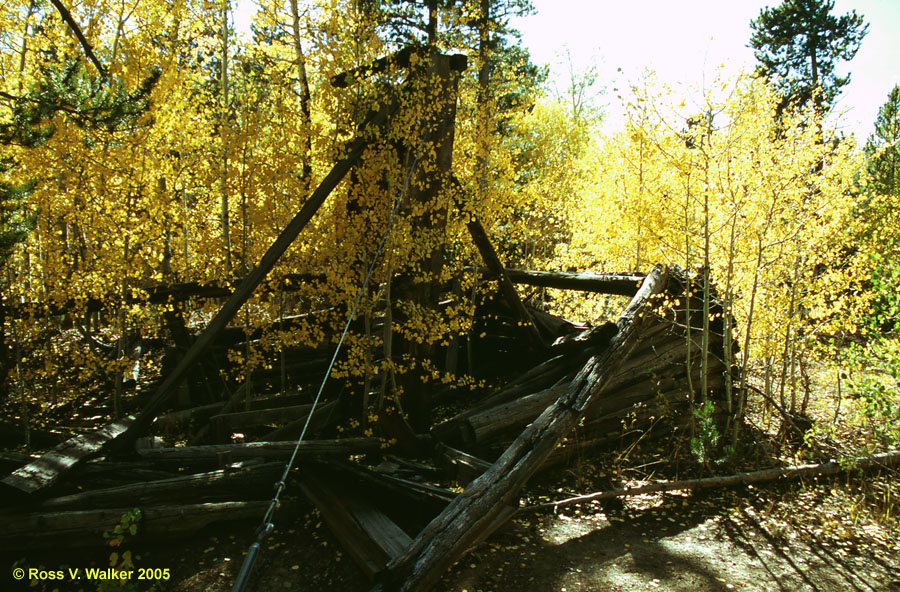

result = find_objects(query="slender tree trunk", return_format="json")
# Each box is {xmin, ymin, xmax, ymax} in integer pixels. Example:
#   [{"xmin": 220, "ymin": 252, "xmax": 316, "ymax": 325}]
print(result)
[
  {"xmin": 289, "ymin": 0, "xmax": 313, "ymax": 192},
  {"xmin": 220, "ymin": 0, "xmax": 232, "ymax": 271},
  {"xmin": 426, "ymin": 0, "xmax": 437, "ymax": 47}
]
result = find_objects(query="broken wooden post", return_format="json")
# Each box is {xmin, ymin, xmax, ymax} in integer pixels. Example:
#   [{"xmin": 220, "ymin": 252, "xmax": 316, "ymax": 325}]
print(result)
[
  {"xmin": 396, "ymin": 52, "xmax": 466, "ymax": 432},
  {"xmin": 372, "ymin": 265, "xmax": 669, "ymax": 592}
]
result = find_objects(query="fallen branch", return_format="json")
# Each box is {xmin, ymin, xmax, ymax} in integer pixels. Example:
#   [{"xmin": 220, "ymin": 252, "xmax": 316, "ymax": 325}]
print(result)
[{"xmin": 522, "ymin": 450, "xmax": 900, "ymax": 513}]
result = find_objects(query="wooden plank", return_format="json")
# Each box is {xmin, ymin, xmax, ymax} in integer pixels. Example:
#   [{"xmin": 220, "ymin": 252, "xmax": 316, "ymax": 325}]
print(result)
[
  {"xmin": 0, "ymin": 416, "xmax": 135, "ymax": 497},
  {"xmin": 300, "ymin": 470, "xmax": 412, "ymax": 580},
  {"xmin": 36, "ymin": 462, "xmax": 284, "ymax": 510},
  {"xmin": 372, "ymin": 265, "xmax": 669, "ymax": 592}
]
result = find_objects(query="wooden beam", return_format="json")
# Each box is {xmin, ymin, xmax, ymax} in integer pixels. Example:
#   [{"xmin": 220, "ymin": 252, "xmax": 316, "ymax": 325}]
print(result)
[
  {"xmin": 372, "ymin": 265, "xmax": 668, "ymax": 592},
  {"xmin": 474, "ymin": 267, "xmax": 646, "ymax": 296}
]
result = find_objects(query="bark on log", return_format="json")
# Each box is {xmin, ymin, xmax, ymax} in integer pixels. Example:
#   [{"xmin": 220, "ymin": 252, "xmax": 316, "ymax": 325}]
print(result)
[
  {"xmin": 524, "ymin": 450, "xmax": 900, "ymax": 513},
  {"xmin": 371, "ymin": 265, "xmax": 668, "ymax": 592}
]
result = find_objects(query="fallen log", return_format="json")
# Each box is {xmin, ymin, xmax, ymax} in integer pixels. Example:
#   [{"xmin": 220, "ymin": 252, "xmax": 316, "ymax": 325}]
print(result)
[
  {"xmin": 136, "ymin": 437, "xmax": 380, "ymax": 467},
  {"xmin": 0, "ymin": 500, "xmax": 288, "ymax": 550},
  {"xmin": 35, "ymin": 462, "xmax": 284, "ymax": 510},
  {"xmin": 0, "ymin": 416, "xmax": 134, "ymax": 498},
  {"xmin": 372, "ymin": 265, "xmax": 668, "ymax": 592},
  {"xmin": 523, "ymin": 450, "xmax": 900, "ymax": 513}
]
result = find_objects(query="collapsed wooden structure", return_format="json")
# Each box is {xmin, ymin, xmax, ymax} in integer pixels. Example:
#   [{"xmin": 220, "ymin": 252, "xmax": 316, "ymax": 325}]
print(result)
[{"xmin": 0, "ymin": 48, "xmax": 737, "ymax": 591}]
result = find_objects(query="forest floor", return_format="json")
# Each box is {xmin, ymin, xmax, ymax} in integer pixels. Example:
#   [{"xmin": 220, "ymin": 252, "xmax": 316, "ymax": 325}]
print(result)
[{"xmin": 3, "ymin": 373, "xmax": 900, "ymax": 592}]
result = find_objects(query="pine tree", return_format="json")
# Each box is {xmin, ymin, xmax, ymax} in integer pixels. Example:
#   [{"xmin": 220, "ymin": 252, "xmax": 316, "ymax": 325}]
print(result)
[
  {"xmin": 749, "ymin": 0, "xmax": 867, "ymax": 115},
  {"xmin": 865, "ymin": 85, "xmax": 900, "ymax": 196}
]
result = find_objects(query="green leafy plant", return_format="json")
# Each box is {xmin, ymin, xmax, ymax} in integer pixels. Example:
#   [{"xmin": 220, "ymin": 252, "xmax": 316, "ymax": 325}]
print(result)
[
  {"xmin": 690, "ymin": 399, "xmax": 721, "ymax": 465},
  {"xmin": 99, "ymin": 508, "xmax": 142, "ymax": 592},
  {"xmin": 847, "ymin": 338, "xmax": 900, "ymax": 446}
]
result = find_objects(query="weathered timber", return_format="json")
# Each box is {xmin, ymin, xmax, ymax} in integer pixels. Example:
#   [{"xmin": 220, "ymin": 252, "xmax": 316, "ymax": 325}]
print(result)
[
  {"xmin": 136, "ymin": 437, "xmax": 380, "ymax": 467},
  {"xmin": 524, "ymin": 450, "xmax": 900, "ymax": 513},
  {"xmin": 300, "ymin": 469, "xmax": 413, "ymax": 579},
  {"xmin": 478, "ymin": 268, "xmax": 646, "ymax": 296},
  {"xmin": 0, "ymin": 416, "xmax": 134, "ymax": 498},
  {"xmin": 0, "ymin": 501, "xmax": 285, "ymax": 550},
  {"xmin": 462, "ymin": 382, "xmax": 568, "ymax": 446},
  {"xmin": 323, "ymin": 459, "xmax": 456, "ymax": 516},
  {"xmin": 372, "ymin": 265, "xmax": 668, "ymax": 592},
  {"xmin": 467, "ymin": 217, "xmax": 544, "ymax": 348},
  {"xmin": 436, "ymin": 311, "xmax": 727, "ymax": 449},
  {"xmin": 36, "ymin": 462, "xmax": 283, "ymax": 510},
  {"xmin": 125, "ymin": 97, "xmax": 400, "ymax": 441}
]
